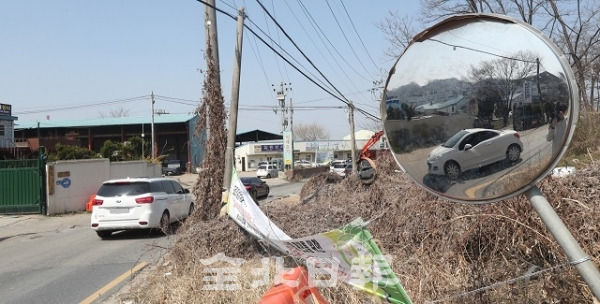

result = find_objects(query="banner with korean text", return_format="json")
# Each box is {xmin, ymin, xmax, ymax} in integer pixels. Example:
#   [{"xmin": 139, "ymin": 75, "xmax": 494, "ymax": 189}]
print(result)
[{"xmin": 227, "ymin": 169, "xmax": 412, "ymax": 304}]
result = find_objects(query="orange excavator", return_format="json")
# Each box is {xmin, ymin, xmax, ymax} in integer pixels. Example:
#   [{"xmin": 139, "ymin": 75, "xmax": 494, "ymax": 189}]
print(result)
[{"xmin": 356, "ymin": 130, "xmax": 384, "ymax": 184}]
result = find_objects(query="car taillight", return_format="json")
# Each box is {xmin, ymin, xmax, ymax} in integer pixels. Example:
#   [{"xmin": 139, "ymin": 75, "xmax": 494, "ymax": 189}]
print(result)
[
  {"xmin": 514, "ymin": 133, "xmax": 520, "ymax": 139},
  {"xmin": 136, "ymin": 196, "xmax": 154, "ymax": 204},
  {"xmin": 92, "ymin": 199, "xmax": 103, "ymax": 206},
  {"xmin": 244, "ymin": 185, "xmax": 252, "ymax": 190}
]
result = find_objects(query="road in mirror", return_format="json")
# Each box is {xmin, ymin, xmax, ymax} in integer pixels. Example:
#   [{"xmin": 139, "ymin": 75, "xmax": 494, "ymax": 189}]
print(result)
[{"xmin": 382, "ymin": 14, "xmax": 577, "ymax": 203}]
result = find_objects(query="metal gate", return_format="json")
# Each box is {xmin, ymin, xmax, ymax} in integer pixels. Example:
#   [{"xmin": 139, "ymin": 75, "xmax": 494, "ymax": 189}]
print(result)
[{"xmin": 0, "ymin": 159, "xmax": 46, "ymax": 214}]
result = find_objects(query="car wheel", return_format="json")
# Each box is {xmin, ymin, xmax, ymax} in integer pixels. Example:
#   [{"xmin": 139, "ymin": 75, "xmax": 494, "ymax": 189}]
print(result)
[
  {"xmin": 96, "ymin": 230, "xmax": 113, "ymax": 239},
  {"xmin": 250, "ymin": 189, "xmax": 257, "ymax": 201},
  {"xmin": 159, "ymin": 211, "xmax": 171, "ymax": 235},
  {"xmin": 506, "ymin": 144, "xmax": 521, "ymax": 163},
  {"xmin": 266, "ymin": 173, "xmax": 271, "ymax": 178},
  {"xmin": 188, "ymin": 203, "xmax": 194, "ymax": 216},
  {"xmin": 444, "ymin": 161, "xmax": 461, "ymax": 180},
  {"xmin": 264, "ymin": 186, "xmax": 270, "ymax": 198}
]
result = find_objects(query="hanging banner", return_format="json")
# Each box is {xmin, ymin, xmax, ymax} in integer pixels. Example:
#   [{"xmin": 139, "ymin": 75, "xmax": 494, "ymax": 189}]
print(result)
[
  {"xmin": 227, "ymin": 169, "xmax": 412, "ymax": 304},
  {"xmin": 283, "ymin": 130, "xmax": 293, "ymax": 168}
]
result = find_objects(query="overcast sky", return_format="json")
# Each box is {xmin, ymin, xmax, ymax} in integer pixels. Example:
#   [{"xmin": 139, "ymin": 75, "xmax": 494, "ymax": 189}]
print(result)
[{"xmin": 1, "ymin": 1, "xmax": 420, "ymax": 139}]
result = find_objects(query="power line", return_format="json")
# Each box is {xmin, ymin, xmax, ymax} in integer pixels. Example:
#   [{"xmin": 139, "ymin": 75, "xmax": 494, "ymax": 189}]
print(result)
[
  {"xmin": 254, "ymin": 0, "xmax": 352, "ymax": 104},
  {"xmin": 338, "ymin": 0, "xmax": 379, "ymax": 70},
  {"xmin": 13, "ymin": 95, "xmax": 149, "ymax": 115},
  {"xmin": 196, "ymin": 0, "xmax": 380, "ymax": 121},
  {"xmin": 324, "ymin": 0, "xmax": 375, "ymax": 80}
]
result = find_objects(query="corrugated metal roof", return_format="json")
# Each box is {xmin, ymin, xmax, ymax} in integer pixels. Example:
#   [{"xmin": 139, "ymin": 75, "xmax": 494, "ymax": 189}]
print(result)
[{"xmin": 14, "ymin": 114, "xmax": 196, "ymax": 130}]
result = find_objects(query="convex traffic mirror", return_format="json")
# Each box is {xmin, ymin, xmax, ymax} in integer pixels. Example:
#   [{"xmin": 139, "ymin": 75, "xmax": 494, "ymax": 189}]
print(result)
[{"xmin": 381, "ymin": 14, "xmax": 578, "ymax": 203}]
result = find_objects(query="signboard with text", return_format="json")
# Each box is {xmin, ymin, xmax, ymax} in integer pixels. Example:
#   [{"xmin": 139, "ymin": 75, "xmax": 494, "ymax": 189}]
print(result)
[
  {"xmin": 283, "ymin": 131, "xmax": 293, "ymax": 166},
  {"xmin": 0, "ymin": 104, "xmax": 12, "ymax": 116}
]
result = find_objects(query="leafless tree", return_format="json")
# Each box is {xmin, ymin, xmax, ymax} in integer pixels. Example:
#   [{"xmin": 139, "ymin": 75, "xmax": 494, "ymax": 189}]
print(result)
[
  {"xmin": 380, "ymin": 0, "xmax": 600, "ymax": 110},
  {"xmin": 469, "ymin": 51, "xmax": 539, "ymax": 118},
  {"xmin": 293, "ymin": 122, "xmax": 330, "ymax": 141},
  {"xmin": 377, "ymin": 11, "xmax": 419, "ymax": 58},
  {"xmin": 543, "ymin": 0, "xmax": 600, "ymax": 109},
  {"xmin": 99, "ymin": 108, "xmax": 131, "ymax": 118}
]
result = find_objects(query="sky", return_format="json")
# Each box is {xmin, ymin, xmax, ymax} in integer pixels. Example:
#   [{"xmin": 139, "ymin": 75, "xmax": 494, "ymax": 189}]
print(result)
[{"xmin": 1, "ymin": 1, "xmax": 420, "ymax": 140}]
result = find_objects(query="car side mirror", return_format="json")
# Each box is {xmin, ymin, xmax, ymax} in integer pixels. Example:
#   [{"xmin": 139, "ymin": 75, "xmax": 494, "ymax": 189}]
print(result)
[
  {"xmin": 463, "ymin": 144, "xmax": 473, "ymax": 151},
  {"xmin": 183, "ymin": 188, "xmax": 190, "ymax": 194}
]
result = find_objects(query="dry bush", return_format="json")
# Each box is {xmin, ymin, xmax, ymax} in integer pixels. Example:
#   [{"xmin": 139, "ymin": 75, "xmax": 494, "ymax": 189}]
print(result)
[
  {"xmin": 564, "ymin": 111, "xmax": 600, "ymax": 168},
  {"xmin": 115, "ymin": 153, "xmax": 600, "ymax": 303}
]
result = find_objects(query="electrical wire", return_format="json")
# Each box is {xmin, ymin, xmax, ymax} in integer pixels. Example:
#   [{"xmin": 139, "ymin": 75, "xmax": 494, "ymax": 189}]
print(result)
[
  {"xmin": 13, "ymin": 95, "xmax": 150, "ymax": 115},
  {"xmin": 196, "ymin": 0, "xmax": 380, "ymax": 122},
  {"xmin": 338, "ymin": 0, "xmax": 380, "ymax": 71},
  {"xmin": 324, "ymin": 0, "xmax": 375, "ymax": 81}
]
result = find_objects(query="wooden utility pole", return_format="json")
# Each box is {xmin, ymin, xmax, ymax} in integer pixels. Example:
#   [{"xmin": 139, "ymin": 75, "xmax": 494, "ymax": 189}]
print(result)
[
  {"xmin": 205, "ymin": 0, "xmax": 221, "ymax": 86},
  {"xmin": 223, "ymin": 8, "xmax": 245, "ymax": 195},
  {"xmin": 204, "ymin": 0, "xmax": 221, "ymax": 141},
  {"xmin": 349, "ymin": 101, "xmax": 357, "ymax": 167}
]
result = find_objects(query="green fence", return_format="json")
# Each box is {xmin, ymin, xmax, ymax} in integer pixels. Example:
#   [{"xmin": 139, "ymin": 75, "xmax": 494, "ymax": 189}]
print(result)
[{"xmin": 0, "ymin": 159, "xmax": 44, "ymax": 214}]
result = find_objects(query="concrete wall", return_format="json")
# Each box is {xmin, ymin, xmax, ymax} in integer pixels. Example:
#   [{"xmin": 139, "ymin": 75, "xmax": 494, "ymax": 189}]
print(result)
[{"xmin": 45, "ymin": 159, "xmax": 161, "ymax": 215}]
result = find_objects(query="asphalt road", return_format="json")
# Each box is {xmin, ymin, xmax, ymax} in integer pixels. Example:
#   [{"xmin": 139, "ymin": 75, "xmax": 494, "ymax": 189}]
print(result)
[
  {"xmin": 0, "ymin": 213, "xmax": 176, "ymax": 304},
  {"xmin": 0, "ymin": 173, "xmax": 305, "ymax": 304}
]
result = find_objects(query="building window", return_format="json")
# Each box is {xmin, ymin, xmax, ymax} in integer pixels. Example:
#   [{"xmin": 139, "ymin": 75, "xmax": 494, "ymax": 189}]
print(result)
[{"xmin": 0, "ymin": 124, "xmax": 5, "ymax": 136}]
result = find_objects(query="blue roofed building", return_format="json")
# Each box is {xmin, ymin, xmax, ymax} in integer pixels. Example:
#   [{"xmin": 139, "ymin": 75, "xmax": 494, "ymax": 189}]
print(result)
[{"xmin": 14, "ymin": 114, "xmax": 205, "ymax": 171}]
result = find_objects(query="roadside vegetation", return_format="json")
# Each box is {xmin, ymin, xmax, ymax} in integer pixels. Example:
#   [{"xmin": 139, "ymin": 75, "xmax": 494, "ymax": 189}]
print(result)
[
  {"xmin": 111, "ymin": 148, "xmax": 599, "ymax": 303},
  {"xmin": 110, "ymin": 2, "xmax": 600, "ymax": 302}
]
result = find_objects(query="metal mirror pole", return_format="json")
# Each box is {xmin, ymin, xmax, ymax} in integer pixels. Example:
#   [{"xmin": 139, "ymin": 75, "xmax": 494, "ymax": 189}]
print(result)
[{"xmin": 526, "ymin": 186, "xmax": 600, "ymax": 300}]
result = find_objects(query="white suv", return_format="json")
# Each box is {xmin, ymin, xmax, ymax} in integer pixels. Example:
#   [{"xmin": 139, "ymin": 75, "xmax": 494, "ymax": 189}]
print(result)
[{"xmin": 90, "ymin": 177, "xmax": 194, "ymax": 239}]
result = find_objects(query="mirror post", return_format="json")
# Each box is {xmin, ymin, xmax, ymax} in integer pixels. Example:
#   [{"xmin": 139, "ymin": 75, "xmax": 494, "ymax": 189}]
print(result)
[{"xmin": 526, "ymin": 186, "xmax": 600, "ymax": 300}]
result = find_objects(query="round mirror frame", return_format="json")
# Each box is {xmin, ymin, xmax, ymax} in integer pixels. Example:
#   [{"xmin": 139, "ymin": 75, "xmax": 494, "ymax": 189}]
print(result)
[{"xmin": 382, "ymin": 13, "xmax": 579, "ymax": 204}]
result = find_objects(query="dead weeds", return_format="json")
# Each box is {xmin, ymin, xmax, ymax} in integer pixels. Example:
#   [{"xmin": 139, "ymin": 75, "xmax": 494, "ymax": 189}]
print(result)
[{"xmin": 113, "ymin": 153, "xmax": 600, "ymax": 303}]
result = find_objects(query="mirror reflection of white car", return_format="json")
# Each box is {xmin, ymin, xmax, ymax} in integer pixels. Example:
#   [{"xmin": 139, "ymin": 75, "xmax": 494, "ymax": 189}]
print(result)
[
  {"xmin": 427, "ymin": 128, "xmax": 523, "ymax": 180},
  {"xmin": 294, "ymin": 160, "xmax": 312, "ymax": 168},
  {"xmin": 256, "ymin": 164, "xmax": 279, "ymax": 178}
]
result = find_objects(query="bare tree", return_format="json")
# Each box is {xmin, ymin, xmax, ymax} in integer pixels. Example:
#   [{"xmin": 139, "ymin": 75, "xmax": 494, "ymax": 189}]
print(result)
[
  {"xmin": 377, "ymin": 11, "xmax": 419, "ymax": 58},
  {"xmin": 380, "ymin": 0, "xmax": 600, "ymax": 111},
  {"xmin": 293, "ymin": 122, "xmax": 330, "ymax": 141},
  {"xmin": 543, "ymin": 0, "xmax": 600, "ymax": 109},
  {"xmin": 99, "ymin": 108, "xmax": 131, "ymax": 118},
  {"xmin": 469, "ymin": 51, "xmax": 539, "ymax": 123}
]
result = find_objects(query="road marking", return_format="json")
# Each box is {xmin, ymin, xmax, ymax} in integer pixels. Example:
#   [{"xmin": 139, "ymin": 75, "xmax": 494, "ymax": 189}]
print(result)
[{"xmin": 80, "ymin": 261, "xmax": 148, "ymax": 304}]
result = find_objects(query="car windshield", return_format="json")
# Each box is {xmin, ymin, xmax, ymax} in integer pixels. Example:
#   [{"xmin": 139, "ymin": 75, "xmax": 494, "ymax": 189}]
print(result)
[
  {"xmin": 442, "ymin": 130, "xmax": 469, "ymax": 148},
  {"xmin": 258, "ymin": 165, "xmax": 266, "ymax": 170},
  {"xmin": 97, "ymin": 182, "xmax": 150, "ymax": 197},
  {"xmin": 333, "ymin": 163, "xmax": 347, "ymax": 168}
]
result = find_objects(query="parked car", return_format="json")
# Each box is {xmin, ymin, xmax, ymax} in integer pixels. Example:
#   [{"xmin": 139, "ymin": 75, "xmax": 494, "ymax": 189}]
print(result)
[
  {"xmin": 162, "ymin": 159, "xmax": 185, "ymax": 176},
  {"xmin": 331, "ymin": 161, "xmax": 349, "ymax": 177},
  {"xmin": 90, "ymin": 177, "xmax": 194, "ymax": 239},
  {"xmin": 330, "ymin": 160, "xmax": 347, "ymax": 172},
  {"xmin": 240, "ymin": 177, "xmax": 270, "ymax": 201},
  {"xmin": 294, "ymin": 160, "xmax": 312, "ymax": 168},
  {"xmin": 342, "ymin": 164, "xmax": 353, "ymax": 177},
  {"xmin": 427, "ymin": 128, "xmax": 523, "ymax": 180},
  {"xmin": 257, "ymin": 164, "xmax": 279, "ymax": 178}
]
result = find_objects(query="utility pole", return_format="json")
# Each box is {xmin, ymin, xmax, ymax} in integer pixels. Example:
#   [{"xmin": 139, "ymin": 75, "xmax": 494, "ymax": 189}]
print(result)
[
  {"xmin": 204, "ymin": 0, "xmax": 221, "ymax": 141},
  {"xmin": 151, "ymin": 92, "xmax": 156, "ymax": 163},
  {"xmin": 141, "ymin": 123, "xmax": 145, "ymax": 159},
  {"xmin": 223, "ymin": 7, "xmax": 245, "ymax": 196},
  {"xmin": 273, "ymin": 82, "xmax": 291, "ymax": 133},
  {"xmin": 289, "ymin": 97, "xmax": 293, "ymax": 133},
  {"xmin": 273, "ymin": 82, "xmax": 293, "ymax": 170},
  {"xmin": 349, "ymin": 101, "xmax": 357, "ymax": 167},
  {"xmin": 205, "ymin": 0, "xmax": 221, "ymax": 87}
]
